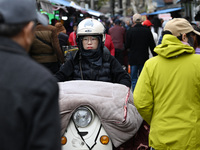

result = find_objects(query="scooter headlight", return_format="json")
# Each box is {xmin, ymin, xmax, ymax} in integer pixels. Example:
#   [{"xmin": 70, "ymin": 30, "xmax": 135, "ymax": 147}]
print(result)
[{"xmin": 73, "ymin": 107, "xmax": 92, "ymax": 127}]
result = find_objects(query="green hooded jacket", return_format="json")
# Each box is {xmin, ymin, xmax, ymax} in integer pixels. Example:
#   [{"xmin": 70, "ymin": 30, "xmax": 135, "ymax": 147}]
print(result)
[{"xmin": 134, "ymin": 34, "xmax": 200, "ymax": 149}]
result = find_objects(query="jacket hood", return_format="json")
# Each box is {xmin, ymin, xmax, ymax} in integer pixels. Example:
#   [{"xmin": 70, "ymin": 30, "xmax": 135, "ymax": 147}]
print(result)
[{"xmin": 154, "ymin": 34, "xmax": 195, "ymax": 58}]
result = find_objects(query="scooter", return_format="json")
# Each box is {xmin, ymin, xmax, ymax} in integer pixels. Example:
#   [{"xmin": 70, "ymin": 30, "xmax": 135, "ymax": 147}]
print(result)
[
  {"xmin": 59, "ymin": 80, "xmax": 143, "ymax": 150},
  {"xmin": 61, "ymin": 106, "xmax": 112, "ymax": 149}
]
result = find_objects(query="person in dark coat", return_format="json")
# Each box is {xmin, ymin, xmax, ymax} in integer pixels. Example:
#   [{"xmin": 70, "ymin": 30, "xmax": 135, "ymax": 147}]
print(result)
[
  {"xmin": 0, "ymin": 0, "xmax": 61, "ymax": 150},
  {"xmin": 55, "ymin": 22, "xmax": 70, "ymax": 50},
  {"xmin": 55, "ymin": 18, "xmax": 131, "ymax": 88},
  {"xmin": 125, "ymin": 13, "xmax": 157, "ymax": 92},
  {"xmin": 109, "ymin": 19, "xmax": 126, "ymax": 66}
]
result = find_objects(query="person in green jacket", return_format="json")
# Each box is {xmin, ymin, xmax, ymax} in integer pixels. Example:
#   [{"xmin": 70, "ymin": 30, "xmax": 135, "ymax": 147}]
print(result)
[{"xmin": 134, "ymin": 18, "xmax": 200, "ymax": 150}]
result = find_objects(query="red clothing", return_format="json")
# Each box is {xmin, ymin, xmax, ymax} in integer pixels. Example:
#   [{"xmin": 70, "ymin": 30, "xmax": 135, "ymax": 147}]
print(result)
[
  {"xmin": 108, "ymin": 25, "xmax": 125, "ymax": 50},
  {"xmin": 68, "ymin": 31, "xmax": 77, "ymax": 46},
  {"xmin": 104, "ymin": 34, "xmax": 115, "ymax": 56}
]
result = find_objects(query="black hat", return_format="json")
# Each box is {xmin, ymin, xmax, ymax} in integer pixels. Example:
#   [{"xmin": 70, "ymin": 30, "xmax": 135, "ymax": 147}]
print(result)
[
  {"xmin": 0, "ymin": 0, "xmax": 48, "ymax": 26},
  {"xmin": 114, "ymin": 19, "xmax": 121, "ymax": 25}
]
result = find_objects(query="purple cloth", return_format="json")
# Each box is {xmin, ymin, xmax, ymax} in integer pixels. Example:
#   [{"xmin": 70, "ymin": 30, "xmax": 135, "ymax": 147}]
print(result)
[{"xmin": 195, "ymin": 47, "xmax": 200, "ymax": 54}]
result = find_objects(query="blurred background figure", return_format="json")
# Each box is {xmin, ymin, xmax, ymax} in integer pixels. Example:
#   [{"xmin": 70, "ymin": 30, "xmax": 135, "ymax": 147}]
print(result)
[
  {"xmin": 30, "ymin": 15, "xmax": 64, "ymax": 74},
  {"xmin": 192, "ymin": 25, "xmax": 200, "ymax": 54},
  {"xmin": 125, "ymin": 13, "xmax": 156, "ymax": 92},
  {"xmin": 143, "ymin": 19, "xmax": 158, "ymax": 58},
  {"xmin": 68, "ymin": 23, "xmax": 78, "ymax": 46},
  {"xmin": 151, "ymin": 16, "xmax": 163, "ymax": 43},
  {"xmin": 157, "ymin": 20, "xmax": 169, "ymax": 45},
  {"xmin": 143, "ymin": 19, "xmax": 158, "ymax": 45},
  {"xmin": 104, "ymin": 33, "xmax": 115, "ymax": 56},
  {"xmin": 55, "ymin": 22, "xmax": 70, "ymax": 50},
  {"xmin": 109, "ymin": 19, "xmax": 126, "ymax": 66},
  {"xmin": 125, "ymin": 20, "xmax": 132, "ymax": 31}
]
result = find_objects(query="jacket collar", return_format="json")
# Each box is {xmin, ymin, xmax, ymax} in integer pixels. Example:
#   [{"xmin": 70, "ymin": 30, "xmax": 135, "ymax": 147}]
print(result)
[
  {"xmin": 134, "ymin": 23, "xmax": 143, "ymax": 27},
  {"xmin": 0, "ymin": 36, "xmax": 28, "ymax": 56}
]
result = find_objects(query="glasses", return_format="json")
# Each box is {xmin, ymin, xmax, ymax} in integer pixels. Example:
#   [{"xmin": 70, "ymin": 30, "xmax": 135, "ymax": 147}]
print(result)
[{"xmin": 82, "ymin": 36, "xmax": 98, "ymax": 43}]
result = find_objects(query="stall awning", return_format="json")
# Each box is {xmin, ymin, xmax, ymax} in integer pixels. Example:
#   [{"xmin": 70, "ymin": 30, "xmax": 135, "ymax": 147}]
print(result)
[
  {"xmin": 47, "ymin": 0, "xmax": 103, "ymax": 17},
  {"xmin": 87, "ymin": 9, "xmax": 102, "ymax": 17},
  {"xmin": 47, "ymin": 0, "xmax": 70, "ymax": 7},
  {"xmin": 69, "ymin": 1, "xmax": 103, "ymax": 16},
  {"xmin": 141, "ymin": 7, "xmax": 182, "ymax": 16}
]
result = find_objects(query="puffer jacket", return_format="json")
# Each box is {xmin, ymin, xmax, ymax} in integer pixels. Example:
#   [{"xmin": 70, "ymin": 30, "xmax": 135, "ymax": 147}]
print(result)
[
  {"xmin": 30, "ymin": 24, "xmax": 64, "ymax": 63},
  {"xmin": 55, "ymin": 48, "xmax": 131, "ymax": 88},
  {"xmin": 134, "ymin": 34, "xmax": 200, "ymax": 150}
]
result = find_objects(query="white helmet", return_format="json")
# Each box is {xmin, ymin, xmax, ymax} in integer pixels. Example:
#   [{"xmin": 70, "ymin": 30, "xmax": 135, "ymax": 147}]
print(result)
[{"xmin": 76, "ymin": 18, "xmax": 105, "ymax": 42}]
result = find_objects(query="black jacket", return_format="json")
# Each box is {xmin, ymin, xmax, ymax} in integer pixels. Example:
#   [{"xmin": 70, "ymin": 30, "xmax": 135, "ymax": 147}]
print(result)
[
  {"xmin": 125, "ymin": 24, "xmax": 157, "ymax": 65},
  {"xmin": 0, "ymin": 37, "xmax": 61, "ymax": 150},
  {"xmin": 58, "ymin": 32, "xmax": 69, "ymax": 49},
  {"xmin": 55, "ymin": 47, "xmax": 131, "ymax": 88}
]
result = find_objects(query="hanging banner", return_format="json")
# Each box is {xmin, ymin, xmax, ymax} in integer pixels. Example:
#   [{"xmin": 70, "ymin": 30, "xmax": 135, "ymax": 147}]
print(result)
[{"xmin": 40, "ymin": 1, "xmax": 54, "ymax": 14}]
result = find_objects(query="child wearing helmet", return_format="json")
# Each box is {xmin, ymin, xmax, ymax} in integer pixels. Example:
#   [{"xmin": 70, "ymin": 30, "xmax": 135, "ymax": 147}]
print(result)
[{"xmin": 55, "ymin": 18, "xmax": 131, "ymax": 88}]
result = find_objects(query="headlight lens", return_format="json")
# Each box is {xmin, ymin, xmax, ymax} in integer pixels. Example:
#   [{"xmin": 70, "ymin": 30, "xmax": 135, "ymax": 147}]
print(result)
[{"xmin": 73, "ymin": 107, "xmax": 92, "ymax": 127}]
